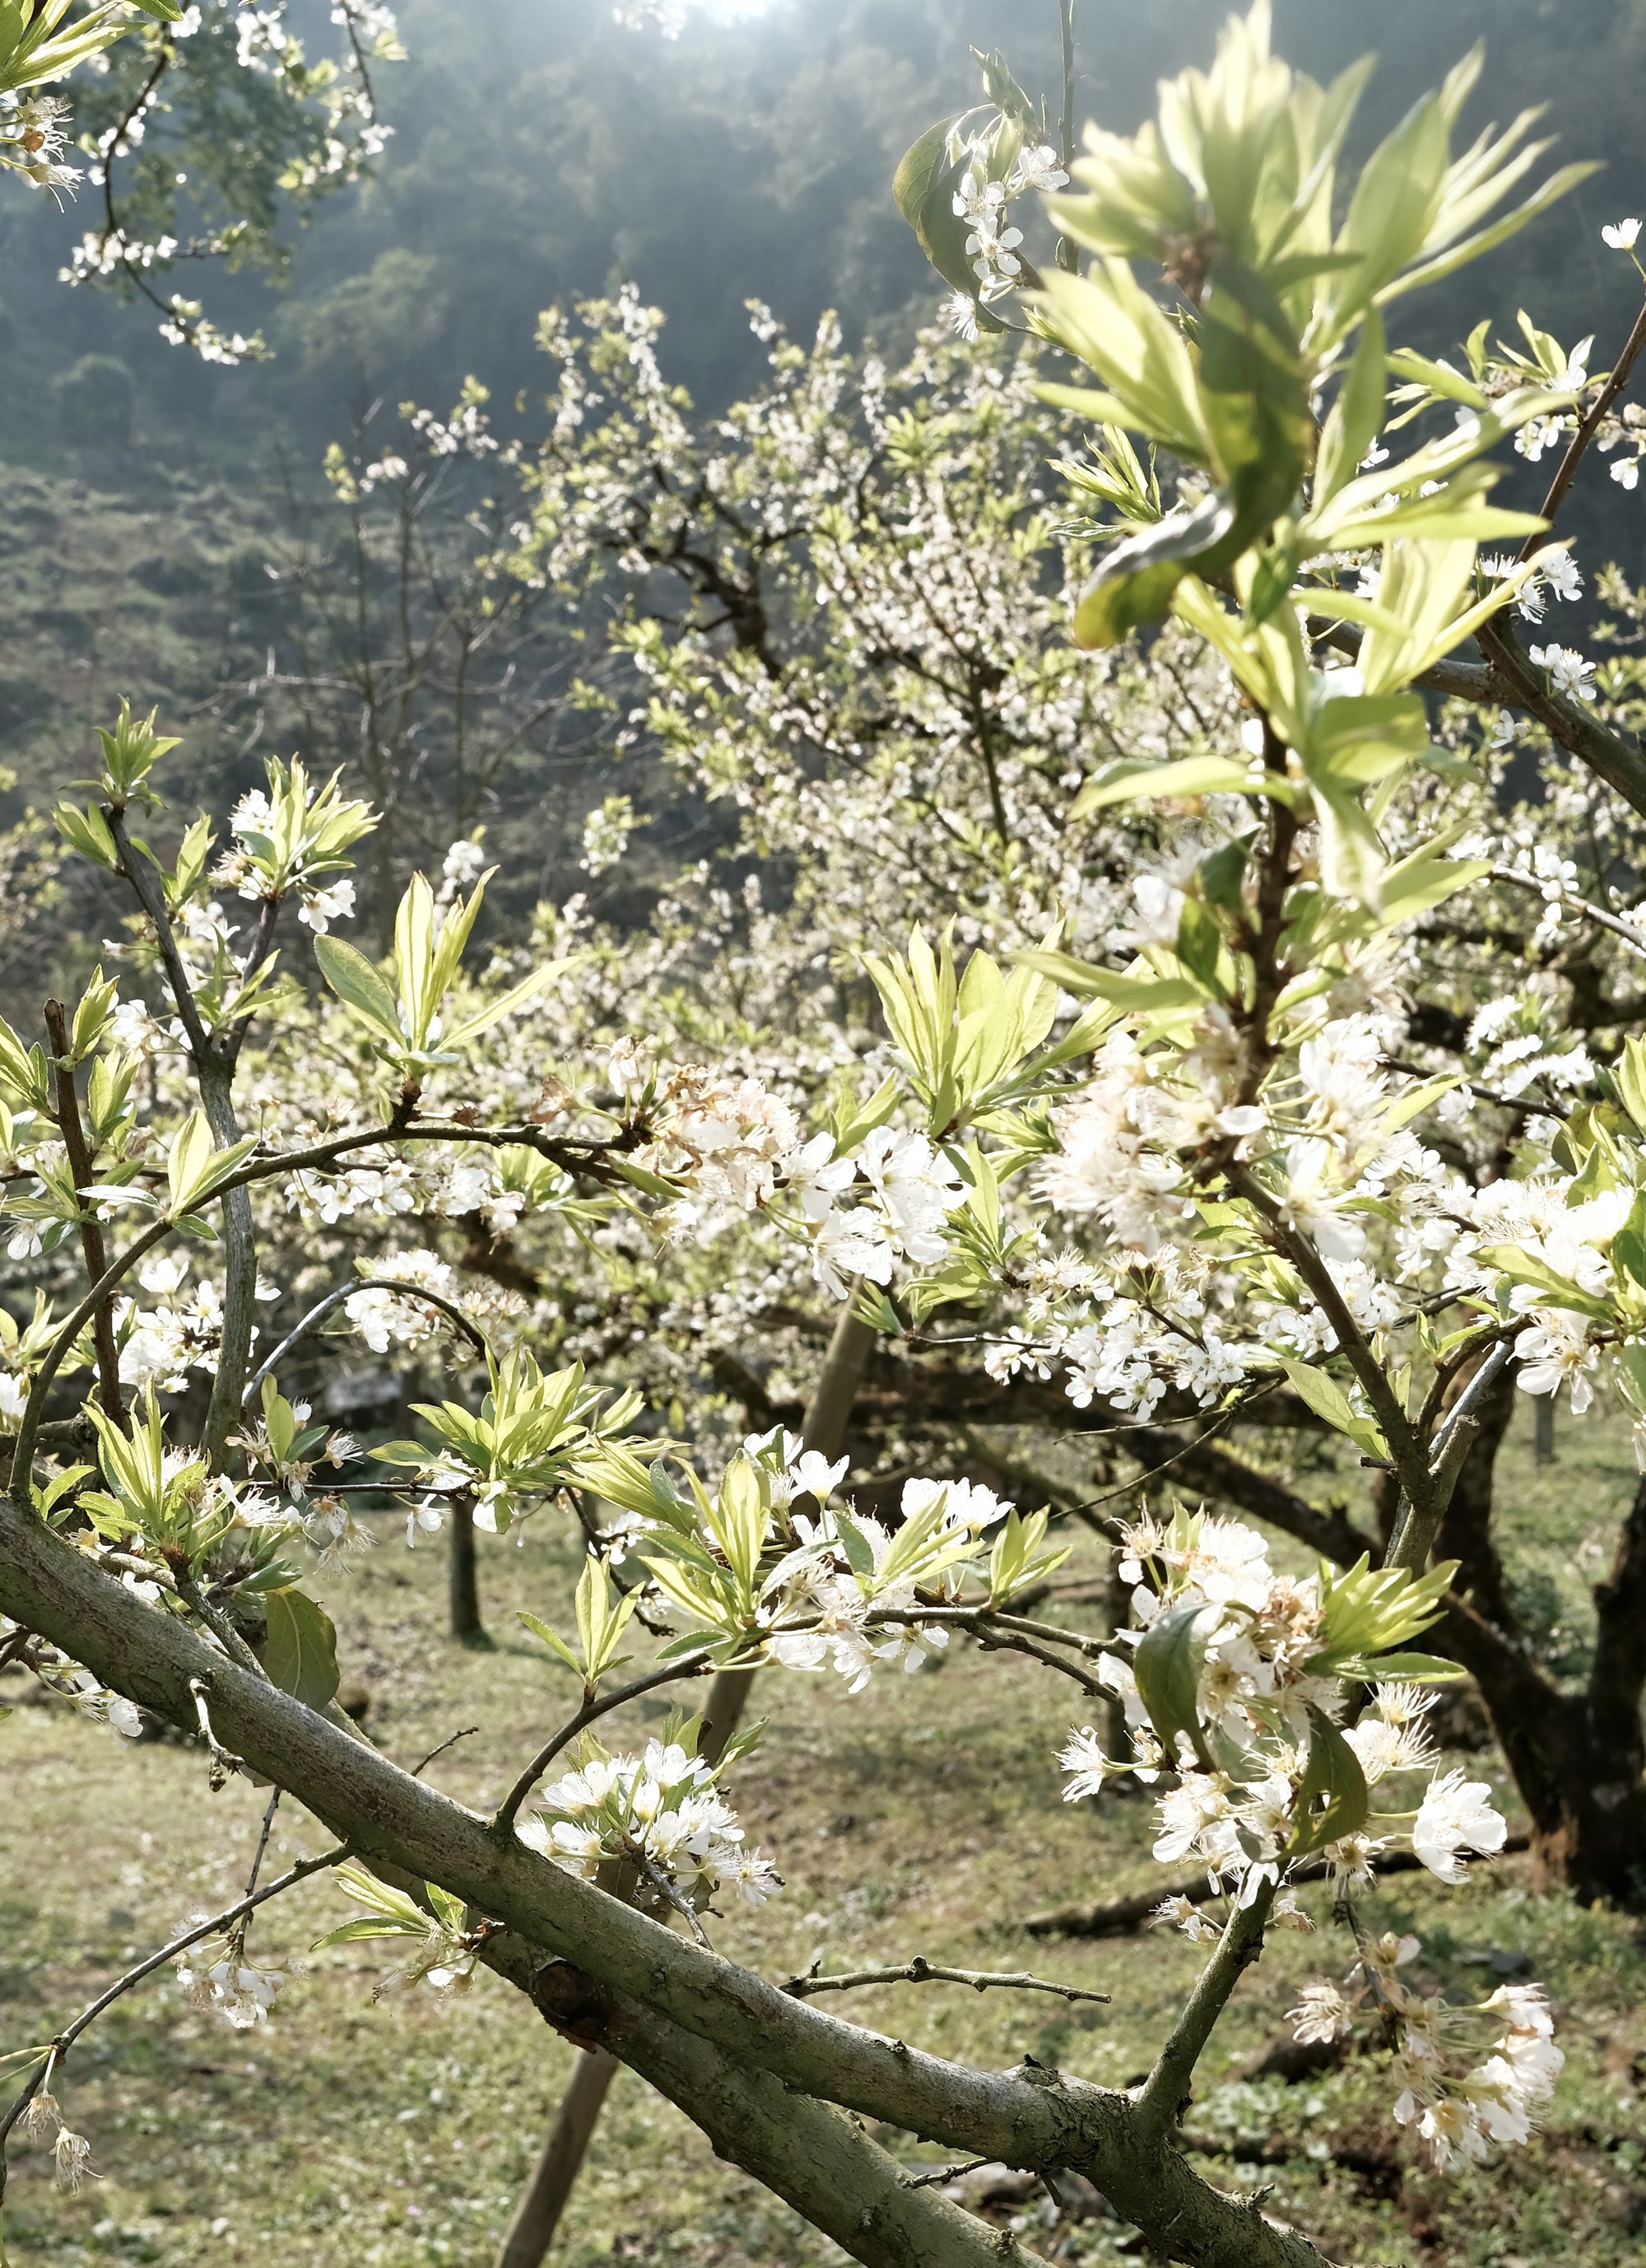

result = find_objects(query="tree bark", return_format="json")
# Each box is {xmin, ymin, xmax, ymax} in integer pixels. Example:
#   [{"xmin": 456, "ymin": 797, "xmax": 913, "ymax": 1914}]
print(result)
[
  {"xmin": 449, "ymin": 1493, "xmax": 488, "ymax": 1647},
  {"xmin": 0, "ymin": 1488, "xmax": 1338, "ymax": 2268}
]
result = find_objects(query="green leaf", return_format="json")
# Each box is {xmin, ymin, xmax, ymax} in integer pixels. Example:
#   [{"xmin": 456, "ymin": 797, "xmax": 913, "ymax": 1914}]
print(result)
[
  {"xmin": 314, "ymin": 934, "xmax": 404, "ymax": 1046},
  {"xmin": 1313, "ymin": 310, "xmax": 1388, "ymax": 509},
  {"xmin": 310, "ymin": 1914, "xmax": 421, "ymax": 1950},
  {"xmin": 1472, "ymin": 1243, "xmax": 1614, "ymax": 1321},
  {"xmin": 1288, "ymin": 1706, "xmax": 1370, "ymax": 1856},
  {"xmin": 1133, "ymin": 1600, "xmax": 1220, "ymax": 1769},
  {"xmin": 263, "ymin": 1588, "xmax": 341, "ymax": 1711},
  {"xmin": 1614, "ymin": 1191, "xmax": 1646, "ymax": 1292},
  {"xmin": 518, "ymin": 1609, "xmax": 584, "ymax": 1677},
  {"xmin": 1331, "ymin": 1649, "xmax": 1466, "ymax": 1685},
  {"xmin": 1615, "ymin": 1036, "xmax": 1646, "ymax": 1136},
  {"xmin": 1070, "ymin": 753, "xmax": 1255, "ymax": 816},
  {"xmin": 1072, "ymin": 486, "xmax": 1238, "ymax": 649},
  {"xmin": 891, "ymin": 111, "xmax": 1006, "ymax": 324},
  {"xmin": 1015, "ymin": 950, "xmax": 1206, "ymax": 1017},
  {"xmin": 1174, "ymin": 897, "xmax": 1226, "ymax": 994},
  {"xmin": 444, "ymin": 959, "xmax": 570, "ymax": 1050},
  {"xmin": 1277, "ymin": 1357, "xmax": 1388, "ymax": 1460},
  {"xmin": 1315, "ymin": 1555, "xmax": 1456, "ymax": 1667},
  {"xmin": 53, "ymin": 801, "xmax": 120, "ymax": 872},
  {"xmin": 1377, "ymin": 1074, "xmax": 1460, "ymax": 1137},
  {"xmin": 1197, "ymin": 258, "xmax": 1312, "ymax": 532},
  {"xmin": 831, "ymin": 1510, "xmax": 877, "ymax": 1582}
]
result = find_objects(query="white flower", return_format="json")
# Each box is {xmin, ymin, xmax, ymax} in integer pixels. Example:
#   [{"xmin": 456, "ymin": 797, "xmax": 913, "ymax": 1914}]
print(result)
[
  {"xmin": 1514, "ymin": 1307, "xmax": 1598, "ymax": 1414},
  {"xmin": 811, "ymin": 1205, "xmax": 895, "ymax": 1300},
  {"xmin": 783, "ymin": 1130, "xmax": 855, "ymax": 1223},
  {"xmin": 1612, "ymin": 455, "xmax": 1641, "ymax": 490},
  {"xmin": 1541, "ymin": 549, "xmax": 1583, "ymax": 603},
  {"xmin": 1058, "ymin": 1725, "xmax": 1127, "ymax": 1800},
  {"xmin": 1412, "ymin": 1769, "xmax": 1508, "ymax": 1884},
  {"xmin": 297, "ymin": 877, "xmax": 356, "ymax": 934},
  {"xmin": 1603, "ymin": 218, "xmax": 1642, "ymax": 249},
  {"xmin": 900, "ymin": 1475, "xmax": 1007, "ymax": 1533},
  {"xmin": 1147, "ymin": 1893, "xmax": 1220, "ymax": 1942},
  {"xmin": 1283, "ymin": 1136, "xmax": 1367, "ymax": 1262},
  {"xmin": 406, "ymin": 1495, "xmax": 445, "ymax": 1548},
  {"xmin": 1289, "ymin": 1981, "xmax": 1351, "ymax": 2045},
  {"xmin": 52, "ymin": 2129, "xmax": 94, "ymax": 2193},
  {"xmin": 1515, "ymin": 414, "xmax": 1563, "ymax": 463},
  {"xmin": 1007, "ymin": 143, "xmax": 1069, "ymax": 194},
  {"xmin": 941, "ymin": 289, "xmax": 979, "ymax": 342},
  {"xmin": 440, "ymin": 836, "xmax": 488, "ymax": 892},
  {"xmin": 951, "ymin": 167, "xmax": 1004, "ymax": 226},
  {"xmin": 580, "ymin": 793, "xmax": 635, "ymax": 877},
  {"xmin": 855, "ymin": 1125, "xmax": 963, "ymax": 1263},
  {"xmin": 965, "ymin": 212, "xmax": 1025, "ymax": 295},
  {"xmin": 1527, "ymin": 643, "xmax": 1597, "ymax": 701}
]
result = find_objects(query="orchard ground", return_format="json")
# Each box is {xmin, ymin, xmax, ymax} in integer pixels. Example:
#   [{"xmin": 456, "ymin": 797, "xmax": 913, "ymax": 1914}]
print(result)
[{"xmin": 4, "ymin": 1395, "xmax": 1646, "ymax": 2268}]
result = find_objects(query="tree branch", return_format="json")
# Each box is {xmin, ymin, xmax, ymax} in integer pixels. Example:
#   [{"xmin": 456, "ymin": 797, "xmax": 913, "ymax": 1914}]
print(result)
[
  {"xmin": 244, "ymin": 1274, "xmax": 490, "ymax": 1404},
  {"xmin": 782, "ymin": 1957, "xmax": 1108, "ymax": 2005},
  {"xmin": 42, "ymin": 999, "xmax": 123, "ymax": 1420},
  {"xmin": 1132, "ymin": 1882, "xmax": 1275, "ymax": 2144},
  {"xmin": 0, "ymin": 1490, "xmax": 1336, "ymax": 2268}
]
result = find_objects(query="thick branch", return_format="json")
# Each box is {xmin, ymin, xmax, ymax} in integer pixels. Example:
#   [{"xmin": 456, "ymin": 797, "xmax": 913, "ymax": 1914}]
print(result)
[{"xmin": 0, "ymin": 1490, "xmax": 1335, "ymax": 2268}]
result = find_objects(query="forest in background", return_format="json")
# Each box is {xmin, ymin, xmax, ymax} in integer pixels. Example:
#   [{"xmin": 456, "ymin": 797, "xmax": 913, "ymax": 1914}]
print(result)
[{"xmin": 5, "ymin": 0, "xmax": 1646, "ymax": 1002}]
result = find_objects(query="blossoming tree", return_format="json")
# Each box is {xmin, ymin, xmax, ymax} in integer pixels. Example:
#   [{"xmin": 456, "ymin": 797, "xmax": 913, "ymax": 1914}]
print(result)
[
  {"xmin": 0, "ymin": 0, "xmax": 401, "ymax": 362},
  {"xmin": 10, "ymin": 6, "xmax": 1646, "ymax": 2262}
]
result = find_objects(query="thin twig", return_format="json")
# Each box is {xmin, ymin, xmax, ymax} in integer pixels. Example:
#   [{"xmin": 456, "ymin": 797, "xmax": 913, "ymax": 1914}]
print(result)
[
  {"xmin": 1520, "ymin": 287, "xmax": 1646, "ymax": 558},
  {"xmin": 412, "ymin": 1725, "xmax": 481, "ymax": 1779},
  {"xmin": 492, "ymin": 1651, "xmax": 717, "ymax": 1832},
  {"xmin": 904, "ymin": 2156, "xmax": 990, "ymax": 2190},
  {"xmin": 8, "ymin": 1113, "xmax": 631, "ymax": 1508},
  {"xmin": 783, "ymin": 1956, "xmax": 1107, "ymax": 2005},
  {"xmin": 244, "ymin": 1276, "xmax": 490, "ymax": 1404},
  {"xmin": 1227, "ymin": 1162, "xmax": 1430, "ymax": 1515},
  {"xmin": 638, "ymin": 1850, "xmax": 712, "ymax": 1947},
  {"xmin": 0, "ymin": 1841, "xmax": 348, "ymax": 2166},
  {"xmin": 1490, "ymin": 865, "xmax": 1646, "ymax": 962},
  {"xmin": 175, "ymin": 1565, "xmax": 269, "ymax": 1685},
  {"xmin": 1024, "ymin": 1834, "xmax": 1533, "ymax": 1938},
  {"xmin": 188, "ymin": 1676, "xmax": 246, "ymax": 1781},
  {"xmin": 244, "ymin": 1787, "xmax": 282, "ymax": 1900}
]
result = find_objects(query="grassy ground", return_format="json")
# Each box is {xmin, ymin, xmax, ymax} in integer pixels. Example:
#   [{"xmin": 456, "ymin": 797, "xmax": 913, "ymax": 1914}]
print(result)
[{"xmin": 4, "ymin": 1393, "xmax": 1646, "ymax": 2268}]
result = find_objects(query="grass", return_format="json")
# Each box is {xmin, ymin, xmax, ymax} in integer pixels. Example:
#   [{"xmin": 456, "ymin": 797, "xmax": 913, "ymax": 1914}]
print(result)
[{"xmin": 3, "ymin": 1393, "xmax": 1646, "ymax": 2268}]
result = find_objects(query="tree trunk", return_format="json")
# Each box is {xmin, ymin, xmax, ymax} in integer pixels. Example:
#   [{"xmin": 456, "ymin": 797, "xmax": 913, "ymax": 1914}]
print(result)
[
  {"xmin": 1435, "ymin": 1456, "xmax": 1646, "ymax": 1908},
  {"xmin": 495, "ymin": 1298, "xmax": 878, "ymax": 2268},
  {"xmin": 495, "ymin": 2051, "xmax": 618, "ymax": 2266},
  {"xmin": 449, "ymin": 1493, "xmax": 488, "ymax": 1647}
]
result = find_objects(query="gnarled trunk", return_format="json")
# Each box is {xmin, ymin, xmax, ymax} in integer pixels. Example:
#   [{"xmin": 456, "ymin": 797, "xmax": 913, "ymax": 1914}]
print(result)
[{"xmin": 1436, "ymin": 1387, "xmax": 1646, "ymax": 1907}]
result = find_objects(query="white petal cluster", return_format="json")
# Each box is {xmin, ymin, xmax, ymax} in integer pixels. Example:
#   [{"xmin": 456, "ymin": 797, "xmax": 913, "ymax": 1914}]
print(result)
[{"xmin": 520, "ymin": 1739, "xmax": 780, "ymax": 1909}]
